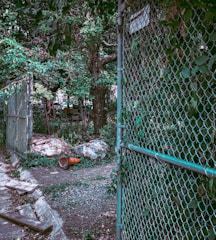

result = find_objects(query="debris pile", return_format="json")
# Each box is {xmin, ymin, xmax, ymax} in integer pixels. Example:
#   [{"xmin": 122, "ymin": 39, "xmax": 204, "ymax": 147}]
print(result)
[
  {"xmin": 31, "ymin": 134, "xmax": 72, "ymax": 156},
  {"xmin": 74, "ymin": 139, "xmax": 109, "ymax": 160},
  {"xmin": 0, "ymin": 160, "xmax": 68, "ymax": 239}
]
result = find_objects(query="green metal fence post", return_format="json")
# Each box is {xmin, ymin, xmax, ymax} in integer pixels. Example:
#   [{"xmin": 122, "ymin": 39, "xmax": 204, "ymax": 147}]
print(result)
[{"xmin": 116, "ymin": 1, "xmax": 124, "ymax": 239}]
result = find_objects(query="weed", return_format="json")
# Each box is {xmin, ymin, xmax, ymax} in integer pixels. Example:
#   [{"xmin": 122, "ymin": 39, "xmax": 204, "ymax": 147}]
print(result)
[
  {"xmin": 20, "ymin": 153, "xmax": 58, "ymax": 169},
  {"xmin": 90, "ymin": 176, "xmax": 107, "ymax": 181},
  {"xmin": 99, "ymin": 122, "xmax": 116, "ymax": 152},
  {"xmin": 73, "ymin": 181, "xmax": 89, "ymax": 187},
  {"xmin": 43, "ymin": 182, "xmax": 70, "ymax": 199},
  {"xmin": 65, "ymin": 201, "xmax": 77, "ymax": 207},
  {"xmin": 107, "ymin": 169, "xmax": 117, "ymax": 195},
  {"xmin": 83, "ymin": 231, "xmax": 94, "ymax": 240},
  {"xmin": 13, "ymin": 170, "xmax": 20, "ymax": 178},
  {"xmin": 72, "ymin": 156, "xmax": 114, "ymax": 171}
]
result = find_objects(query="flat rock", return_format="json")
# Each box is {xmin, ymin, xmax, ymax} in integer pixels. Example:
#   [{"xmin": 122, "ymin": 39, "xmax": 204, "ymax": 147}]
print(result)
[
  {"xmin": 17, "ymin": 204, "xmax": 38, "ymax": 220},
  {"xmin": 0, "ymin": 188, "xmax": 13, "ymax": 213},
  {"xmin": 20, "ymin": 169, "xmax": 38, "ymax": 184},
  {"xmin": 0, "ymin": 211, "xmax": 53, "ymax": 233},
  {"xmin": 0, "ymin": 174, "xmax": 11, "ymax": 187},
  {"xmin": 5, "ymin": 179, "xmax": 38, "ymax": 193},
  {"xmin": 34, "ymin": 197, "xmax": 68, "ymax": 240},
  {"xmin": 0, "ymin": 162, "xmax": 14, "ymax": 173}
]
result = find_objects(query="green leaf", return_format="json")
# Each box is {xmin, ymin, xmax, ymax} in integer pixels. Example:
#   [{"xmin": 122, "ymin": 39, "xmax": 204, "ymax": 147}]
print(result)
[
  {"xmin": 180, "ymin": 68, "xmax": 190, "ymax": 78},
  {"xmin": 191, "ymin": 0, "xmax": 203, "ymax": 8},
  {"xmin": 208, "ymin": 54, "xmax": 216, "ymax": 69},
  {"xmin": 188, "ymin": 199, "xmax": 198, "ymax": 209},
  {"xmin": 131, "ymin": 37, "xmax": 139, "ymax": 51},
  {"xmin": 183, "ymin": 8, "xmax": 193, "ymax": 20},
  {"xmin": 138, "ymin": 131, "xmax": 145, "ymax": 138},
  {"xmin": 195, "ymin": 55, "xmax": 209, "ymax": 66},
  {"xmin": 208, "ymin": 229, "xmax": 216, "ymax": 240},
  {"xmin": 143, "ymin": 208, "xmax": 150, "ymax": 217},
  {"xmin": 163, "ymin": 67, "xmax": 170, "ymax": 76},
  {"xmin": 199, "ymin": 65, "xmax": 209, "ymax": 74},
  {"xmin": 135, "ymin": 116, "xmax": 142, "ymax": 129},
  {"xmin": 205, "ymin": 7, "xmax": 216, "ymax": 22},
  {"xmin": 172, "ymin": 83, "xmax": 179, "ymax": 92},
  {"xmin": 208, "ymin": 178, "xmax": 215, "ymax": 193},
  {"xmin": 191, "ymin": 98, "xmax": 197, "ymax": 109},
  {"xmin": 197, "ymin": 184, "xmax": 205, "ymax": 196},
  {"xmin": 209, "ymin": 32, "xmax": 216, "ymax": 41},
  {"xmin": 122, "ymin": 76, "xmax": 127, "ymax": 84},
  {"xmin": 191, "ymin": 66, "xmax": 199, "ymax": 75}
]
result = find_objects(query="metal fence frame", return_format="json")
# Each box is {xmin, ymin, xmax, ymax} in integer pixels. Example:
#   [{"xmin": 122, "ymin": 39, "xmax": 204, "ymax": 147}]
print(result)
[{"xmin": 116, "ymin": 1, "xmax": 216, "ymax": 239}]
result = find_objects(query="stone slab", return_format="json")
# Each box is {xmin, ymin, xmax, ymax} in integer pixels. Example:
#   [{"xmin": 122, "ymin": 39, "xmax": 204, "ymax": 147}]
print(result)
[
  {"xmin": 18, "ymin": 203, "xmax": 38, "ymax": 220},
  {"xmin": 34, "ymin": 197, "xmax": 68, "ymax": 240},
  {"xmin": 5, "ymin": 179, "xmax": 38, "ymax": 193},
  {"xmin": 0, "ymin": 211, "xmax": 53, "ymax": 233}
]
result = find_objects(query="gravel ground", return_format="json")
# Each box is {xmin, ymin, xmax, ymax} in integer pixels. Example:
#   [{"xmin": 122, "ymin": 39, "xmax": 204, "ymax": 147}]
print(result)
[{"xmin": 29, "ymin": 162, "xmax": 117, "ymax": 240}]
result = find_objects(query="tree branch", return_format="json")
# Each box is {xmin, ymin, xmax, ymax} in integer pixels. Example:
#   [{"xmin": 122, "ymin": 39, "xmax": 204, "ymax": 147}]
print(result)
[
  {"xmin": 102, "ymin": 40, "xmax": 117, "ymax": 48},
  {"xmin": 120, "ymin": 0, "xmax": 136, "ymax": 12},
  {"xmin": 99, "ymin": 52, "xmax": 117, "ymax": 68}
]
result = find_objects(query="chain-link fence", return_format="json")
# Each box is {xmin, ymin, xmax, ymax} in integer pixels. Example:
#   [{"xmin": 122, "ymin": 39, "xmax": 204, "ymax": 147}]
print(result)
[
  {"xmin": 6, "ymin": 74, "xmax": 33, "ymax": 155},
  {"xmin": 116, "ymin": 0, "xmax": 216, "ymax": 239}
]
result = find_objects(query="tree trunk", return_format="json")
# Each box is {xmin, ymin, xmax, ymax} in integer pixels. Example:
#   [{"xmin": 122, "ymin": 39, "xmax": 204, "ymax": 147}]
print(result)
[
  {"xmin": 88, "ymin": 47, "xmax": 117, "ymax": 135},
  {"xmin": 91, "ymin": 85, "xmax": 107, "ymax": 135}
]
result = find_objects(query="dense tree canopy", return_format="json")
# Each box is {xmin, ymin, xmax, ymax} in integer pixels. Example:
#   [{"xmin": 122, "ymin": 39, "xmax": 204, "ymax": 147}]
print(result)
[{"xmin": 0, "ymin": 0, "xmax": 118, "ymax": 134}]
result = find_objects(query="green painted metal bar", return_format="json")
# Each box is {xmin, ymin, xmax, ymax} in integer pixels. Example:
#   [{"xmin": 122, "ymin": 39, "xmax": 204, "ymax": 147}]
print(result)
[
  {"xmin": 116, "ymin": 1, "xmax": 124, "ymax": 239},
  {"xmin": 125, "ymin": 144, "xmax": 216, "ymax": 178}
]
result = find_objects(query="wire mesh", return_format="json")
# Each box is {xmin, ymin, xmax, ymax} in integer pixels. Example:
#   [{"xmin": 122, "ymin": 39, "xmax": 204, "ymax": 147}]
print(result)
[{"xmin": 119, "ymin": 0, "xmax": 216, "ymax": 239}]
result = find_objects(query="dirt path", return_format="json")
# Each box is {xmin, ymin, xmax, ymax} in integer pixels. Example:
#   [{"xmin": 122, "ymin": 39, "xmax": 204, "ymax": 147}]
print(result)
[{"xmin": 29, "ymin": 162, "xmax": 117, "ymax": 240}]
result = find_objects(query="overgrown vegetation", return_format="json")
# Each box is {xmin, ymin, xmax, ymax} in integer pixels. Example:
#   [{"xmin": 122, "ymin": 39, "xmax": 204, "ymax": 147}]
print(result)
[
  {"xmin": 0, "ymin": 0, "xmax": 118, "ymax": 135},
  {"xmin": 20, "ymin": 153, "xmax": 58, "ymax": 169}
]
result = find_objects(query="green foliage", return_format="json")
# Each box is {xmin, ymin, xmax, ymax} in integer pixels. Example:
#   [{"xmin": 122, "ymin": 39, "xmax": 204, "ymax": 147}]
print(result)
[
  {"xmin": 57, "ymin": 122, "xmax": 84, "ymax": 145},
  {"xmin": 88, "ymin": 0, "xmax": 117, "ymax": 17},
  {"xmin": 20, "ymin": 153, "xmax": 58, "ymax": 169},
  {"xmin": 0, "ymin": 37, "xmax": 29, "ymax": 81},
  {"xmin": 121, "ymin": 1, "xmax": 215, "ymax": 237},
  {"xmin": 158, "ymin": 1, "xmax": 216, "ymax": 236},
  {"xmin": 107, "ymin": 169, "xmax": 117, "ymax": 195},
  {"xmin": 33, "ymin": 83, "xmax": 53, "ymax": 101},
  {"xmin": 13, "ymin": 170, "xmax": 20, "ymax": 178},
  {"xmin": 72, "ymin": 156, "xmax": 113, "ymax": 171},
  {"xmin": 99, "ymin": 122, "xmax": 116, "ymax": 151},
  {"xmin": 32, "ymin": 106, "xmax": 47, "ymax": 134},
  {"xmin": 0, "ymin": 0, "xmax": 117, "ymax": 135},
  {"xmin": 158, "ymin": 0, "xmax": 215, "ymax": 166},
  {"xmin": 0, "ymin": 80, "xmax": 23, "ymax": 104}
]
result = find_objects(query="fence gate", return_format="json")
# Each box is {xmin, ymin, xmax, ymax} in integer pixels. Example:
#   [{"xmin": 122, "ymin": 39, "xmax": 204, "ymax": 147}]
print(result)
[
  {"xmin": 116, "ymin": 1, "xmax": 216, "ymax": 239},
  {"xmin": 6, "ymin": 74, "xmax": 33, "ymax": 155}
]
